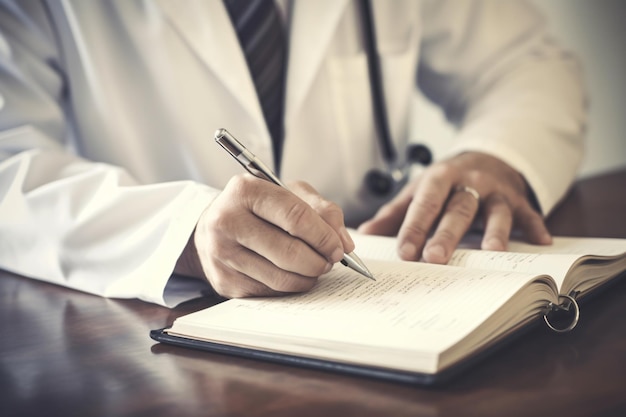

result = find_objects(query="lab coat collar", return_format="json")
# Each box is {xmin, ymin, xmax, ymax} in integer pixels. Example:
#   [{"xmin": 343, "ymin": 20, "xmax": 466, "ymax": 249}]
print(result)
[
  {"xmin": 158, "ymin": 0, "xmax": 266, "ymax": 134},
  {"xmin": 159, "ymin": 0, "xmax": 349, "ymax": 147},
  {"xmin": 285, "ymin": 0, "xmax": 348, "ymax": 126}
]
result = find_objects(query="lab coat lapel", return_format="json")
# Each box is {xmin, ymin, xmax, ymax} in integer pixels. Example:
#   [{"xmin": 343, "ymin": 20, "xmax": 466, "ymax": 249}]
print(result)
[
  {"xmin": 158, "ymin": 0, "xmax": 266, "ymax": 133},
  {"xmin": 284, "ymin": 0, "xmax": 349, "ymax": 127}
]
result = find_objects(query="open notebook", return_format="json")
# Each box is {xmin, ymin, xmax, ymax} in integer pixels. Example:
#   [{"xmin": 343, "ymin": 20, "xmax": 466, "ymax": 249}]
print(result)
[{"xmin": 151, "ymin": 232, "xmax": 626, "ymax": 385}]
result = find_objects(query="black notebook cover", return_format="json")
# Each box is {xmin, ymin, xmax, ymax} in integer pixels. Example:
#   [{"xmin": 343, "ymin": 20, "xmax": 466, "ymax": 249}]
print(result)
[
  {"xmin": 149, "ymin": 321, "xmax": 541, "ymax": 387},
  {"xmin": 150, "ymin": 328, "xmax": 445, "ymax": 385}
]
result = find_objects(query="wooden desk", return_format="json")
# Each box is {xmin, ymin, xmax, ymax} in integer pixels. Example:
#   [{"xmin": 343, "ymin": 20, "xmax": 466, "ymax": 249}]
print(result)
[{"xmin": 1, "ymin": 169, "xmax": 625, "ymax": 417}]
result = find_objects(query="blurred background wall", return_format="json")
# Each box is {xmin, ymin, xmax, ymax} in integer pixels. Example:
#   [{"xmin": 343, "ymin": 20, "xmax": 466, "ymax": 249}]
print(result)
[{"xmin": 411, "ymin": 0, "xmax": 626, "ymax": 179}]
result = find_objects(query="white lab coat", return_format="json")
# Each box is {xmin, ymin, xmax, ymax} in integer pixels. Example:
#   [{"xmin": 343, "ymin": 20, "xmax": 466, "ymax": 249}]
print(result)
[{"xmin": 0, "ymin": 0, "xmax": 585, "ymax": 306}]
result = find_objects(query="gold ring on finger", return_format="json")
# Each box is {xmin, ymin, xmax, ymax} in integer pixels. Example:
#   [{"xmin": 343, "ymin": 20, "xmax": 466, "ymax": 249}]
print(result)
[{"xmin": 455, "ymin": 185, "xmax": 480, "ymax": 204}]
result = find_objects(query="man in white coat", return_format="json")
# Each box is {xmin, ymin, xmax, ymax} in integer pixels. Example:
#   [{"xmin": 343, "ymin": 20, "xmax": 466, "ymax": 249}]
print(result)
[{"xmin": 0, "ymin": 0, "xmax": 585, "ymax": 306}]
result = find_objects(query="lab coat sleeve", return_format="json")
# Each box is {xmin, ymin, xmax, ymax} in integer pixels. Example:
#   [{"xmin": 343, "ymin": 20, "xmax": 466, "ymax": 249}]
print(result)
[
  {"xmin": 0, "ymin": 10, "xmax": 218, "ymax": 307},
  {"xmin": 418, "ymin": 0, "xmax": 587, "ymax": 215}
]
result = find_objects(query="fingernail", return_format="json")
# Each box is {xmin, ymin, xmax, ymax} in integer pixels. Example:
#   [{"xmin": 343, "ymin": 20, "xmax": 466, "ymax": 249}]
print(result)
[
  {"xmin": 399, "ymin": 242, "xmax": 417, "ymax": 259},
  {"xmin": 424, "ymin": 244, "xmax": 446, "ymax": 263},
  {"xmin": 323, "ymin": 262, "xmax": 333, "ymax": 274}
]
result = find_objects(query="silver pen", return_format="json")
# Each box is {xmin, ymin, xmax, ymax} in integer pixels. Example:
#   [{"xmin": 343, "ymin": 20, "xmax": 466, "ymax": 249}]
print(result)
[{"xmin": 214, "ymin": 128, "xmax": 375, "ymax": 281}]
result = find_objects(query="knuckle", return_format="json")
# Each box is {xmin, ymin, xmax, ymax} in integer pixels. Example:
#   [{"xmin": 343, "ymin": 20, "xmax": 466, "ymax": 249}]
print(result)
[
  {"xmin": 225, "ymin": 173, "xmax": 254, "ymax": 194},
  {"xmin": 287, "ymin": 179, "xmax": 310, "ymax": 192},
  {"xmin": 283, "ymin": 203, "xmax": 340, "ymax": 255},
  {"xmin": 317, "ymin": 199, "xmax": 343, "ymax": 222},
  {"xmin": 313, "ymin": 229, "xmax": 336, "ymax": 254},
  {"xmin": 283, "ymin": 199, "xmax": 311, "ymax": 228},
  {"xmin": 465, "ymin": 169, "xmax": 487, "ymax": 186},
  {"xmin": 282, "ymin": 237, "xmax": 306, "ymax": 260},
  {"xmin": 318, "ymin": 198, "xmax": 339, "ymax": 213},
  {"xmin": 299, "ymin": 191, "xmax": 344, "ymax": 228}
]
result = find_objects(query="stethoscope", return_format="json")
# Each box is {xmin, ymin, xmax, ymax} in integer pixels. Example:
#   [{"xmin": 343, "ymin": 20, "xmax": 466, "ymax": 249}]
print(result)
[{"xmin": 360, "ymin": 0, "xmax": 432, "ymax": 196}]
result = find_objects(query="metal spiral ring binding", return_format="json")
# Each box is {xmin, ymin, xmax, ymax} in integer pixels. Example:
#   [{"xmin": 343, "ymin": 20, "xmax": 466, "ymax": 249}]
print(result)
[{"xmin": 543, "ymin": 294, "xmax": 580, "ymax": 333}]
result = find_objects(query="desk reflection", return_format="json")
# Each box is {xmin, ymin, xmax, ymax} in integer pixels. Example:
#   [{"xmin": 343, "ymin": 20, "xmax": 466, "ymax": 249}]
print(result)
[{"xmin": 2, "ymin": 267, "xmax": 625, "ymax": 417}]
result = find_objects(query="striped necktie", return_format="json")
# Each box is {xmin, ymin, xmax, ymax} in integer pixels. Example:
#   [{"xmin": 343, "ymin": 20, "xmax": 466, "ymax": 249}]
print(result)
[{"xmin": 224, "ymin": 0, "xmax": 287, "ymax": 167}]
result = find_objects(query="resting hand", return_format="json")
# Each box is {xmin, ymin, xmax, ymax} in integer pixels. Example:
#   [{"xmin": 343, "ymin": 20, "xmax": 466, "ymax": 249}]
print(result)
[
  {"xmin": 358, "ymin": 152, "xmax": 552, "ymax": 263},
  {"xmin": 175, "ymin": 174, "xmax": 354, "ymax": 298}
]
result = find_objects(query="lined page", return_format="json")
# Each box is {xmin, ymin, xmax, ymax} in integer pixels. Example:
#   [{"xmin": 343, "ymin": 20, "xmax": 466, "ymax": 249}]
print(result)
[
  {"xmin": 351, "ymin": 231, "xmax": 626, "ymax": 260},
  {"xmin": 350, "ymin": 231, "xmax": 626, "ymax": 290},
  {"xmin": 448, "ymin": 250, "xmax": 579, "ymax": 289},
  {"xmin": 171, "ymin": 260, "xmax": 551, "ymax": 373},
  {"xmin": 506, "ymin": 237, "xmax": 626, "ymax": 256}
]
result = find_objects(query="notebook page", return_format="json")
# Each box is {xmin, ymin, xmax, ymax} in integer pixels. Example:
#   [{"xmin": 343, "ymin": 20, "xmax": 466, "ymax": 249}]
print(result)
[
  {"xmin": 171, "ymin": 260, "xmax": 550, "ymax": 373},
  {"xmin": 350, "ymin": 231, "xmax": 626, "ymax": 291},
  {"xmin": 507, "ymin": 237, "xmax": 626, "ymax": 256},
  {"xmin": 350, "ymin": 231, "xmax": 626, "ymax": 259},
  {"xmin": 448, "ymin": 250, "xmax": 580, "ymax": 290},
  {"xmin": 350, "ymin": 232, "xmax": 402, "ymax": 261}
]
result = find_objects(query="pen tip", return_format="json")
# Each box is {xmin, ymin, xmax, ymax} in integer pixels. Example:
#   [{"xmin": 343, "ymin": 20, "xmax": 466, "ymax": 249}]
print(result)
[{"xmin": 343, "ymin": 252, "xmax": 375, "ymax": 281}]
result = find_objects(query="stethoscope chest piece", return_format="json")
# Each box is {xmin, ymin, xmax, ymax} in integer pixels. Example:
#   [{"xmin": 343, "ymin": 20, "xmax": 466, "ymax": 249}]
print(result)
[{"xmin": 365, "ymin": 143, "xmax": 432, "ymax": 197}]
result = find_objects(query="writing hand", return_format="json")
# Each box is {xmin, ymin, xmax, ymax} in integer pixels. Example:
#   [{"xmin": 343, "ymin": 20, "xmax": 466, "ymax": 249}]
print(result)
[
  {"xmin": 358, "ymin": 152, "xmax": 552, "ymax": 263},
  {"xmin": 175, "ymin": 174, "xmax": 354, "ymax": 298}
]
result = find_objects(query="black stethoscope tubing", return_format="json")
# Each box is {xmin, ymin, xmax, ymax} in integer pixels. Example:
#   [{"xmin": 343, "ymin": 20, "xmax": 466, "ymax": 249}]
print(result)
[
  {"xmin": 359, "ymin": 0, "xmax": 397, "ymax": 165},
  {"xmin": 359, "ymin": 0, "xmax": 432, "ymax": 196}
]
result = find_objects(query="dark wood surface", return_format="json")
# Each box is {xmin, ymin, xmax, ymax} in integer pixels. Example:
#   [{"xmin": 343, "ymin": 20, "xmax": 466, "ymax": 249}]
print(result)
[{"xmin": 1, "ymin": 169, "xmax": 625, "ymax": 417}]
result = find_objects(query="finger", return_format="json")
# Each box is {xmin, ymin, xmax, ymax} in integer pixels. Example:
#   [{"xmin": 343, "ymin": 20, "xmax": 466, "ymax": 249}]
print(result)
[
  {"xmin": 515, "ymin": 203, "xmax": 552, "ymax": 245},
  {"xmin": 208, "ymin": 248, "xmax": 318, "ymax": 298},
  {"xmin": 422, "ymin": 187, "xmax": 480, "ymax": 264},
  {"xmin": 240, "ymin": 175, "xmax": 345, "ymax": 263},
  {"xmin": 205, "ymin": 180, "xmax": 334, "ymax": 277},
  {"xmin": 358, "ymin": 181, "xmax": 417, "ymax": 236},
  {"xmin": 398, "ymin": 169, "xmax": 454, "ymax": 260},
  {"xmin": 481, "ymin": 194, "xmax": 513, "ymax": 251},
  {"xmin": 235, "ymin": 219, "xmax": 334, "ymax": 277},
  {"xmin": 289, "ymin": 181, "xmax": 355, "ymax": 253}
]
